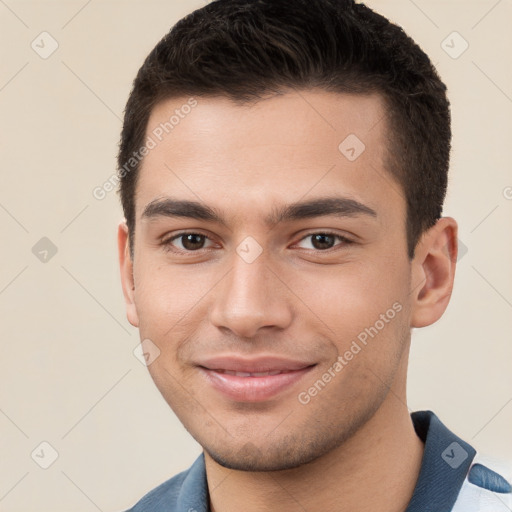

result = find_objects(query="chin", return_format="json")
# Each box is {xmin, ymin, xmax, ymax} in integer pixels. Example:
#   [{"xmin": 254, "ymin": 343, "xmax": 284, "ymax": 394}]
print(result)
[
  {"xmin": 202, "ymin": 430, "xmax": 349, "ymax": 473},
  {"xmin": 198, "ymin": 389, "xmax": 389, "ymax": 473}
]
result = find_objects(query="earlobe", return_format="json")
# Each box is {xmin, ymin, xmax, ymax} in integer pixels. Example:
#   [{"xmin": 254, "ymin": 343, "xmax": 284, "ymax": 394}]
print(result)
[
  {"xmin": 410, "ymin": 217, "xmax": 458, "ymax": 328},
  {"xmin": 117, "ymin": 220, "xmax": 139, "ymax": 328}
]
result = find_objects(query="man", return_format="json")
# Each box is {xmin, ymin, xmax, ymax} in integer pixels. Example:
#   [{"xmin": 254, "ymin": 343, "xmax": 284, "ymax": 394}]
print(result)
[{"xmin": 116, "ymin": 0, "xmax": 511, "ymax": 510}]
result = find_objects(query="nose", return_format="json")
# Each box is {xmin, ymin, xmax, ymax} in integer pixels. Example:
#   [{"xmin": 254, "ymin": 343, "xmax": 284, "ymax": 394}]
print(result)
[{"xmin": 209, "ymin": 248, "xmax": 293, "ymax": 339}]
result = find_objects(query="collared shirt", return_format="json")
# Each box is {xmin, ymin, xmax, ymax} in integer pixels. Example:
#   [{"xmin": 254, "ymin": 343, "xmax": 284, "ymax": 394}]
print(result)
[{"xmin": 124, "ymin": 410, "xmax": 512, "ymax": 511}]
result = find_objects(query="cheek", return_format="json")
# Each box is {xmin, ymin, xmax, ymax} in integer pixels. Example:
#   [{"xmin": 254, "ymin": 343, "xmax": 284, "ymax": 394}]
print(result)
[
  {"xmin": 297, "ymin": 259, "xmax": 407, "ymax": 325},
  {"xmin": 146, "ymin": 358, "xmax": 207, "ymax": 430},
  {"xmin": 133, "ymin": 260, "xmax": 206, "ymax": 332},
  {"xmin": 294, "ymin": 259, "xmax": 410, "ymax": 375},
  {"xmin": 132, "ymin": 260, "xmax": 226, "ymax": 385}
]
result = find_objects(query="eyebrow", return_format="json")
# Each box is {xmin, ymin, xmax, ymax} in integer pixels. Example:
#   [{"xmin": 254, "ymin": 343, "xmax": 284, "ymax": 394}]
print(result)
[{"xmin": 141, "ymin": 196, "xmax": 377, "ymax": 228}]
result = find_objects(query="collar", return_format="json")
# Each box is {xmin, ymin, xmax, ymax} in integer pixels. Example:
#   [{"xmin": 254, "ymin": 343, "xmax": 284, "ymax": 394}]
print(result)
[{"xmin": 406, "ymin": 410, "xmax": 476, "ymax": 511}]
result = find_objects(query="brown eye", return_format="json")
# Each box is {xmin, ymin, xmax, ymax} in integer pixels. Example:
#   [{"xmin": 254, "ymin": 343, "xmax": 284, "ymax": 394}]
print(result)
[
  {"xmin": 297, "ymin": 232, "xmax": 352, "ymax": 251},
  {"xmin": 180, "ymin": 233, "xmax": 206, "ymax": 250},
  {"xmin": 310, "ymin": 234, "xmax": 336, "ymax": 250},
  {"xmin": 162, "ymin": 233, "xmax": 214, "ymax": 252}
]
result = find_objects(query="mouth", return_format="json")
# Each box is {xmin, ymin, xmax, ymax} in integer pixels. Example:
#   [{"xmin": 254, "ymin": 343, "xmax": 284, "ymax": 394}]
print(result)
[
  {"xmin": 196, "ymin": 355, "xmax": 317, "ymax": 402},
  {"xmin": 212, "ymin": 369, "xmax": 293, "ymax": 377}
]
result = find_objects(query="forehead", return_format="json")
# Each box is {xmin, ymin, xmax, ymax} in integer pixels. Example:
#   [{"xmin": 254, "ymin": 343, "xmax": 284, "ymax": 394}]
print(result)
[{"xmin": 135, "ymin": 90, "xmax": 403, "ymax": 226}]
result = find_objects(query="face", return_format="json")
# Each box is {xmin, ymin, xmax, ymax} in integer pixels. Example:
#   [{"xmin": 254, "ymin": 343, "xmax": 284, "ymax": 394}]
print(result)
[{"xmin": 119, "ymin": 90, "xmax": 416, "ymax": 471}]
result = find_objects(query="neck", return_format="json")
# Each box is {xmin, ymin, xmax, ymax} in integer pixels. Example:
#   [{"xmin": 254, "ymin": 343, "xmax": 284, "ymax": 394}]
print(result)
[{"xmin": 204, "ymin": 352, "xmax": 424, "ymax": 512}]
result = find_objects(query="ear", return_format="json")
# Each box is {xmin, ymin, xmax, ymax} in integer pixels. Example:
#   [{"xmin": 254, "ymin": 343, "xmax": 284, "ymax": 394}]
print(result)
[
  {"xmin": 118, "ymin": 220, "xmax": 139, "ymax": 327},
  {"xmin": 410, "ymin": 217, "xmax": 458, "ymax": 328}
]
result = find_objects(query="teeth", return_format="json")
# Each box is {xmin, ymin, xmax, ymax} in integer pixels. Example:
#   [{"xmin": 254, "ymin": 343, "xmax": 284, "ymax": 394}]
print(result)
[
  {"xmin": 219, "ymin": 370, "xmax": 285, "ymax": 377},
  {"xmin": 252, "ymin": 370, "xmax": 282, "ymax": 377}
]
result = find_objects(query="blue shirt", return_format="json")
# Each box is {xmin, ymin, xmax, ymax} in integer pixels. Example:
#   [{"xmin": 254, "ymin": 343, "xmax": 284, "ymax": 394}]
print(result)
[{"xmin": 125, "ymin": 410, "xmax": 512, "ymax": 511}]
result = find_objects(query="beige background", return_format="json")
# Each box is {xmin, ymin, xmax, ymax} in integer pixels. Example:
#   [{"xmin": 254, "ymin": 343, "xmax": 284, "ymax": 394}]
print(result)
[{"xmin": 0, "ymin": 0, "xmax": 511, "ymax": 510}]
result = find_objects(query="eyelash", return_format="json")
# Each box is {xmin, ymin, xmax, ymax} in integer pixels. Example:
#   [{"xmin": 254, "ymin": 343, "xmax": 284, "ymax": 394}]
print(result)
[{"xmin": 160, "ymin": 231, "xmax": 354, "ymax": 254}]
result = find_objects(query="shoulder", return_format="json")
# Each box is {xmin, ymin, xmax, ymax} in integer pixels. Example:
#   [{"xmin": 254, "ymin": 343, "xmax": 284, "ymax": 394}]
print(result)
[
  {"xmin": 452, "ymin": 453, "xmax": 512, "ymax": 511},
  {"xmin": 122, "ymin": 470, "xmax": 187, "ymax": 512},
  {"xmin": 122, "ymin": 453, "xmax": 207, "ymax": 512},
  {"xmin": 407, "ymin": 411, "xmax": 511, "ymax": 512}
]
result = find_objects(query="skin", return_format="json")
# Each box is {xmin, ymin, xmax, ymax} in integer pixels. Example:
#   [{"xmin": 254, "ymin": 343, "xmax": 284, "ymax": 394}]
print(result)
[{"xmin": 118, "ymin": 89, "xmax": 458, "ymax": 512}]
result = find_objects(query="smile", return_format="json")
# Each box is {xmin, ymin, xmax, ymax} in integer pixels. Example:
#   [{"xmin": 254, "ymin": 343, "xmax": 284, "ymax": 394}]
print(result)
[
  {"xmin": 214, "ymin": 369, "xmax": 292, "ymax": 377},
  {"xmin": 197, "ymin": 357, "xmax": 316, "ymax": 402}
]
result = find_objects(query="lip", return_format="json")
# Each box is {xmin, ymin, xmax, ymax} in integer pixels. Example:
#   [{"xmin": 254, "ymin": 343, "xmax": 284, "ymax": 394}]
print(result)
[{"xmin": 196, "ymin": 355, "xmax": 316, "ymax": 402}]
